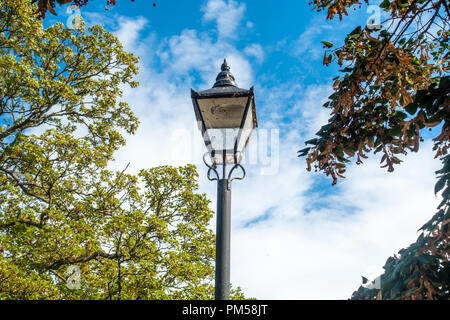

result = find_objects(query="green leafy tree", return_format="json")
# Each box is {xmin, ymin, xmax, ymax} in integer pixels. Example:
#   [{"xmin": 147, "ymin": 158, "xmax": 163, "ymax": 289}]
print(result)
[
  {"xmin": 0, "ymin": 163, "xmax": 218, "ymax": 299},
  {"xmin": 301, "ymin": 0, "xmax": 449, "ymax": 299},
  {"xmin": 0, "ymin": 0, "xmax": 243, "ymax": 300}
]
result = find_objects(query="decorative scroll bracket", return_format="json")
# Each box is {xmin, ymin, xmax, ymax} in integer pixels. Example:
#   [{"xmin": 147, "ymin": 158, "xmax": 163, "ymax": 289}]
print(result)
[
  {"xmin": 203, "ymin": 152, "xmax": 246, "ymax": 190},
  {"xmin": 203, "ymin": 152, "xmax": 219, "ymax": 182},
  {"xmin": 227, "ymin": 163, "xmax": 245, "ymax": 190}
]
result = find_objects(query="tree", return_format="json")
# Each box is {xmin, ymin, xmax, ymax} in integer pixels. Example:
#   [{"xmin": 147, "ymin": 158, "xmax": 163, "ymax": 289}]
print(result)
[
  {"xmin": 0, "ymin": 0, "xmax": 242, "ymax": 299},
  {"xmin": 0, "ymin": 163, "xmax": 218, "ymax": 299},
  {"xmin": 300, "ymin": 0, "xmax": 449, "ymax": 299}
]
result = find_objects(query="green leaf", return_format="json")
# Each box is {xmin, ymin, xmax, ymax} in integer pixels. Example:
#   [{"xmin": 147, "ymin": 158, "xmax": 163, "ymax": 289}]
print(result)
[
  {"xmin": 305, "ymin": 138, "xmax": 319, "ymax": 145},
  {"xmin": 435, "ymin": 176, "xmax": 447, "ymax": 194},
  {"xmin": 298, "ymin": 147, "xmax": 311, "ymax": 157},
  {"xmin": 348, "ymin": 26, "xmax": 362, "ymax": 38},
  {"xmin": 399, "ymin": 0, "xmax": 409, "ymax": 8},
  {"xmin": 439, "ymin": 76, "xmax": 449, "ymax": 90},
  {"xmin": 321, "ymin": 41, "xmax": 334, "ymax": 48},
  {"xmin": 379, "ymin": 0, "xmax": 391, "ymax": 9},
  {"xmin": 389, "ymin": 125, "xmax": 402, "ymax": 137},
  {"xmin": 405, "ymin": 103, "xmax": 418, "ymax": 115}
]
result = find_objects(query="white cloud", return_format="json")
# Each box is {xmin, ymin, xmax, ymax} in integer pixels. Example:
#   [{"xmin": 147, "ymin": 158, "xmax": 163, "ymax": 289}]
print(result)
[
  {"xmin": 290, "ymin": 12, "xmax": 367, "ymax": 65},
  {"xmin": 296, "ymin": 84, "xmax": 333, "ymax": 137},
  {"xmin": 202, "ymin": 0, "xmax": 246, "ymax": 39},
  {"xmin": 160, "ymin": 29, "xmax": 253, "ymax": 88},
  {"xmin": 106, "ymin": 1, "xmax": 443, "ymax": 300},
  {"xmin": 244, "ymin": 44, "xmax": 265, "ymax": 63},
  {"xmin": 292, "ymin": 21, "xmax": 333, "ymax": 61},
  {"xmin": 115, "ymin": 16, "xmax": 148, "ymax": 52}
]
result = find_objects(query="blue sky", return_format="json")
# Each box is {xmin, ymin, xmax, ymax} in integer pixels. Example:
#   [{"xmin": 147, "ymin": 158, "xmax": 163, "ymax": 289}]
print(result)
[{"xmin": 44, "ymin": 0, "xmax": 443, "ymax": 299}]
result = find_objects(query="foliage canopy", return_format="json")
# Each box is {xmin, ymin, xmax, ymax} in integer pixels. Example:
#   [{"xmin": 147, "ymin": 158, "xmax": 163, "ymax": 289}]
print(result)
[{"xmin": 302, "ymin": 0, "xmax": 449, "ymax": 299}]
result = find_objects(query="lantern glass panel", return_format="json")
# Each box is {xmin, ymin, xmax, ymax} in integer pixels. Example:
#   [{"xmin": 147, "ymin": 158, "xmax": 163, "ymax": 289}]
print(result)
[
  {"xmin": 236, "ymin": 100, "xmax": 255, "ymax": 154},
  {"xmin": 207, "ymin": 128, "xmax": 239, "ymax": 151},
  {"xmin": 197, "ymin": 97, "xmax": 248, "ymax": 129}
]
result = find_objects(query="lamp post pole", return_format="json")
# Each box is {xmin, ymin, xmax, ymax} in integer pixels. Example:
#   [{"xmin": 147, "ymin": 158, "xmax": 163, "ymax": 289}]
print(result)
[
  {"xmin": 203, "ymin": 154, "xmax": 245, "ymax": 300},
  {"xmin": 215, "ymin": 163, "xmax": 231, "ymax": 300}
]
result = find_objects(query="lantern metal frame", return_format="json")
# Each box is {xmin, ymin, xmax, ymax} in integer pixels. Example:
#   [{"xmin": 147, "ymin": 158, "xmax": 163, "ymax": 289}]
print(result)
[{"xmin": 191, "ymin": 87, "xmax": 257, "ymax": 165}]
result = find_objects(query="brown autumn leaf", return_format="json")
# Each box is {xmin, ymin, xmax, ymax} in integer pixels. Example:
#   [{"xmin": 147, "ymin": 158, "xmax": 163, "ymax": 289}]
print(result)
[
  {"xmin": 323, "ymin": 52, "xmax": 332, "ymax": 66},
  {"xmin": 46, "ymin": 1, "xmax": 57, "ymax": 16},
  {"xmin": 376, "ymin": 290, "xmax": 382, "ymax": 300}
]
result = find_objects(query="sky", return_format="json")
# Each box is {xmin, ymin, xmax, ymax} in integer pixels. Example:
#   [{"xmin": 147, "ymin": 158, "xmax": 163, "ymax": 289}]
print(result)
[{"xmin": 46, "ymin": 0, "xmax": 444, "ymax": 299}]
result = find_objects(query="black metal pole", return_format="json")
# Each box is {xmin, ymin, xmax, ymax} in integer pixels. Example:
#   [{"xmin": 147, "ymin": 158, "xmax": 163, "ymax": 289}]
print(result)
[{"xmin": 215, "ymin": 176, "xmax": 231, "ymax": 300}]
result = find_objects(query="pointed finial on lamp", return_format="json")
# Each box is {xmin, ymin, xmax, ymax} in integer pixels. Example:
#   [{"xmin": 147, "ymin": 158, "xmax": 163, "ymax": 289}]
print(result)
[
  {"xmin": 213, "ymin": 59, "xmax": 237, "ymax": 87},
  {"xmin": 221, "ymin": 59, "xmax": 230, "ymax": 71}
]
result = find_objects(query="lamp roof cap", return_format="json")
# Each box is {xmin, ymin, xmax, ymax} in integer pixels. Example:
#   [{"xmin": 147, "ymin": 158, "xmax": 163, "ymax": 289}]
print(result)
[{"xmin": 213, "ymin": 59, "xmax": 237, "ymax": 87}]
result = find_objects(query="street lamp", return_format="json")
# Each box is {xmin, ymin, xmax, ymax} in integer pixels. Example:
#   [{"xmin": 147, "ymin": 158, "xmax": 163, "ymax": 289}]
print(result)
[{"xmin": 191, "ymin": 59, "xmax": 257, "ymax": 300}]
